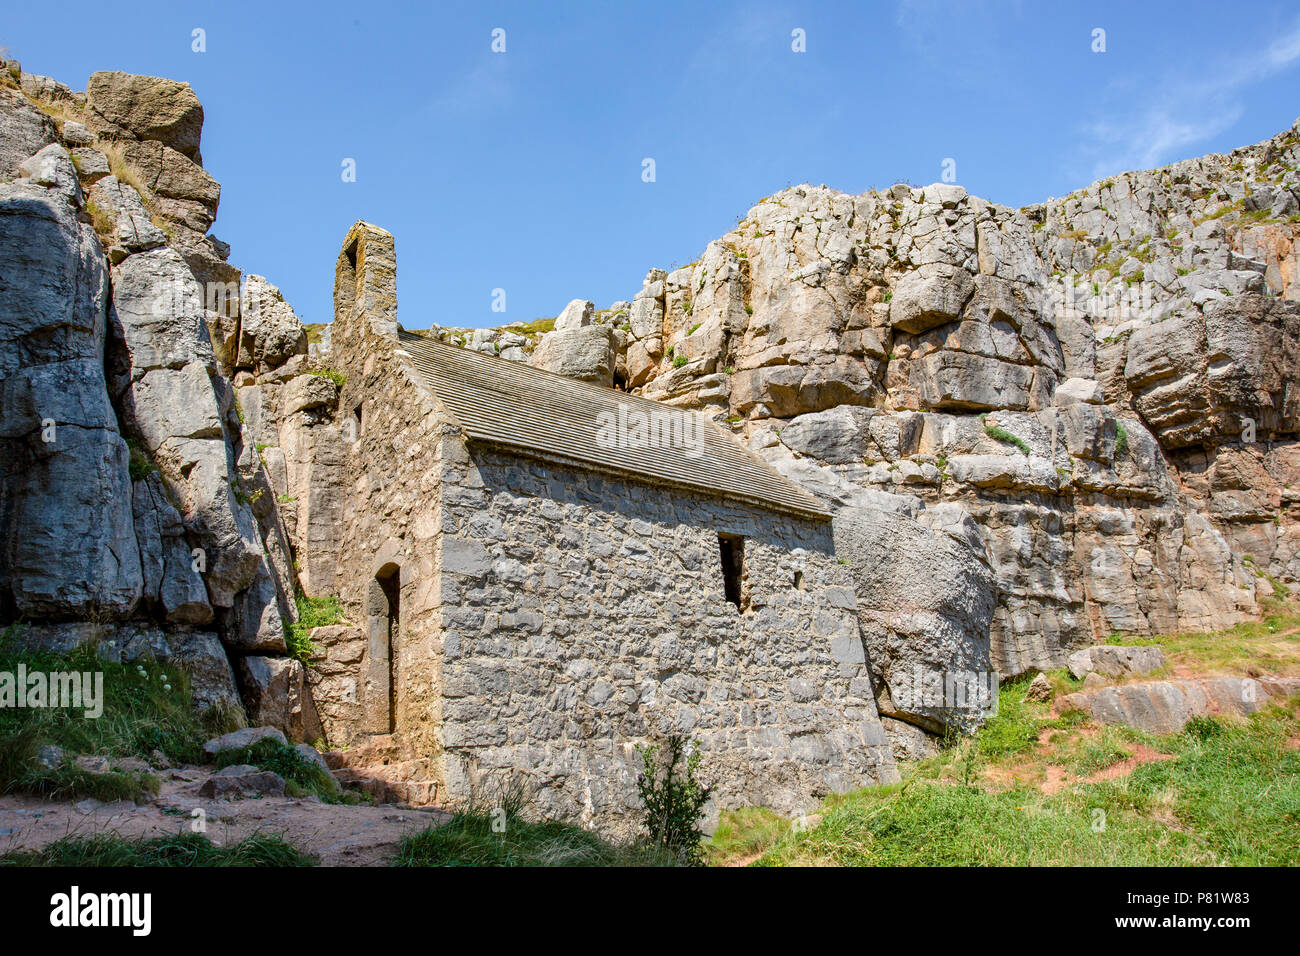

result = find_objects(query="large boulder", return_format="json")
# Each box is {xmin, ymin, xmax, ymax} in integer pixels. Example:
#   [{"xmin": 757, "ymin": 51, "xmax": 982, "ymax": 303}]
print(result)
[
  {"xmin": 85, "ymin": 71, "xmax": 205, "ymax": 159},
  {"xmin": 238, "ymin": 656, "xmax": 322, "ymax": 743},
  {"xmin": 1057, "ymin": 677, "xmax": 1279, "ymax": 734},
  {"xmin": 237, "ymin": 275, "xmax": 307, "ymax": 371},
  {"xmin": 1066, "ymin": 644, "xmax": 1166, "ymax": 680},
  {"xmin": 833, "ymin": 494, "xmax": 999, "ymax": 734},
  {"xmin": 0, "ymin": 87, "xmax": 57, "ymax": 177},
  {"xmin": 531, "ymin": 325, "xmax": 614, "ymax": 385},
  {"xmin": 202, "ymin": 725, "xmax": 287, "ymax": 759},
  {"xmin": 168, "ymin": 631, "xmax": 242, "ymax": 713}
]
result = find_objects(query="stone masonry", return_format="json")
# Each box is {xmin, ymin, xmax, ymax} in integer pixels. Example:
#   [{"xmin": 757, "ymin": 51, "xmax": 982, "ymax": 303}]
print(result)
[{"xmin": 316, "ymin": 222, "xmax": 899, "ymax": 832}]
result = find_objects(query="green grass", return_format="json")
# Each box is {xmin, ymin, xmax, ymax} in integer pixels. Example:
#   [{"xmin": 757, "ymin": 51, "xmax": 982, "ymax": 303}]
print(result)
[
  {"xmin": 1115, "ymin": 421, "xmax": 1129, "ymax": 456},
  {"xmin": 395, "ymin": 780, "xmax": 683, "ymax": 867},
  {"xmin": 505, "ymin": 317, "xmax": 556, "ymax": 335},
  {"xmin": 0, "ymin": 624, "xmax": 241, "ymax": 801},
  {"xmin": 1105, "ymin": 605, "xmax": 1300, "ymax": 678},
  {"xmin": 742, "ymin": 699, "xmax": 1300, "ymax": 866},
  {"xmin": 126, "ymin": 439, "xmax": 157, "ymax": 481},
  {"xmin": 395, "ymin": 808, "xmax": 681, "ymax": 867},
  {"xmin": 706, "ymin": 807, "xmax": 792, "ymax": 863},
  {"xmin": 0, "ymin": 832, "xmax": 316, "ymax": 867},
  {"xmin": 288, "ymin": 592, "xmax": 346, "ymax": 664}
]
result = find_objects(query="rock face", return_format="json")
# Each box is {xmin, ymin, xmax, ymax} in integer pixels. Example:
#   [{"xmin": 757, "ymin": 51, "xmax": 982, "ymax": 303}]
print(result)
[
  {"xmin": 0, "ymin": 173, "xmax": 140, "ymax": 620},
  {"xmin": 0, "ymin": 62, "xmax": 318, "ymax": 739}
]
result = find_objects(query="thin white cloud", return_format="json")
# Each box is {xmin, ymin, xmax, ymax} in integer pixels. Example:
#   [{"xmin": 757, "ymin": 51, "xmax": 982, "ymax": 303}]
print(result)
[{"xmin": 1079, "ymin": 18, "xmax": 1300, "ymax": 179}]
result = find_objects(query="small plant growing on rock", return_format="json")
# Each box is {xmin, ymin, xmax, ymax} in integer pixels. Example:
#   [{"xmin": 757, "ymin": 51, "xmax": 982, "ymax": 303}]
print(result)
[
  {"xmin": 308, "ymin": 366, "xmax": 346, "ymax": 387},
  {"xmin": 635, "ymin": 734, "xmax": 712, "ymax": 865},
  {"xmin": 288, "ymin": 591, "xmax": 346, "ymax": 663},
  {"xmin": 984, "ymin": 425, "xmax": 1030, "ymax": 455},
  {"xmin": 1115, "ymin": 421, "xmax": 1129, "ymax": 456}
]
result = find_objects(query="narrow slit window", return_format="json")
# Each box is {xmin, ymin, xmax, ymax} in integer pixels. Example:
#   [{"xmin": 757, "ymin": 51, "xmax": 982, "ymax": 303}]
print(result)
[{"xmin": 719, "ymin": 534, "xmax": 745, "ymax": 608}]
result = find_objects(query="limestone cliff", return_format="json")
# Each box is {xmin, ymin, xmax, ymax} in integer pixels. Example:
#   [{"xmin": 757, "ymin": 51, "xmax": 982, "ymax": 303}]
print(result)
[{"xmin": 0, "ymin": 62, "xmax": 320, "ymax": 738}]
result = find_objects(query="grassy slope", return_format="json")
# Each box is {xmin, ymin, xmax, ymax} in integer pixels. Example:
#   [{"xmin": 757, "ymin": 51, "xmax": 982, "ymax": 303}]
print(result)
[
  {"xmin": 710, "ymin": 603, "xmax": 1300, "ymax": 867},
  {"xmin": 0, "ymin": 625, "xmax": 240, "ymax": 801}
]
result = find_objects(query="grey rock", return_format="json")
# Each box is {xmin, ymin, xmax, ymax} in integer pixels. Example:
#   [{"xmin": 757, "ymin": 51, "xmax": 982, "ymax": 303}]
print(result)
[
  {"xmin": 198, "ymin": 764, "xmax": 285, "ymax": 798},
  {"xmin": 1067, "ymin": 644, "xmax": 1166, "ymax": 680},
  {"xmin": 202, "ymin": 725, "xmax": 287, "ymax": 760},
  {"xmin": 833, "ymin": 497, "xmax": 998, "ymax": 734},
  {"xmin": 19, "ymin": 144, "xmax": 82, "ymax": 206},
  {"xmin": 531, "ymin": 325, "xmax": 615, "ymax": 386},
  {"xmin": 85, "ymin": 71, "xmax": 205, "ymax": 159},
  {"xmin": 1059, "ymin": 677, "xmax": 1273, "ymax": 734},
  {"xmin": 889, "ymin": 263, "xmax": 975, "ymax": 334},
  {"xmin": 36, "ymin": 745, "xmax": 65, "ymax": 770},
  {"xmin": 0, "ymin": 180, "xmax": 142, "ymax": 619},
  {"xmin": 553, "ymin": 298, "xmax": 595, "ymax": 330},
  {"xmin": 237, "ymin": 656, "xmax": 320, "ymax": 743},
  {"xmin": 237, "ymin": 275, "xmax": 308, "ymax": 371},
  {"xmin": 169, "ymin": 631, "xmax": 242, "ymax": 713},
  {"xmin": 0, "ymin": 87, "xmax": 57, "ymax": 177}
]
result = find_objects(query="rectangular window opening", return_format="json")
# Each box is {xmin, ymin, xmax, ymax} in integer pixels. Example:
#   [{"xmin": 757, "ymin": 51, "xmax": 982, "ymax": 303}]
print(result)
[{"xmin": 719, "ymin": 534, "xmax": 745, "ymax": 609}]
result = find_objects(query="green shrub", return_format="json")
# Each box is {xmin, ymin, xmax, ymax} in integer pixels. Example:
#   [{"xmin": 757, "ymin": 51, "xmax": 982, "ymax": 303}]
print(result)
[
  {"xmin": 126, "ymin": 440, "xmax": 157, "ymax": 481},
  {"xmin": 635, "ymin": 734, "xmax": 712, "ymax": 865},
  {"xmin": 308, "ymin": 366, "xmax": 346, "ymax": 387},
  {"xmin": 1115, "ymin": 421, "xmax": 1129, "ymax": 456},
  {"xmin": 1183, "ymin": 715, "xmax": 1223, "ymax": 741}
]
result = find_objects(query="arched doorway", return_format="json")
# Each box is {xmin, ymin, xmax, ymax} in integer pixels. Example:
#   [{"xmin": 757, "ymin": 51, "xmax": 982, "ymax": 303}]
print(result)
[{"xmin": 367, "ymin": 562, "xmax": 401, "ymax": 734}]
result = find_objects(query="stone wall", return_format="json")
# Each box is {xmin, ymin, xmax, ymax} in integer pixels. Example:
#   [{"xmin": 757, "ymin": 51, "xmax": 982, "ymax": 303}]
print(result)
[
  {"xmin": 317, "ymin": 221, "xmax": 898, "ymax": 829},
  {"xmin": 320, "ymin": 222, "xmax": 450, "ymax": 761},
  {"xmin": 433, "ymin": 447, "xmax": 898, "ymax": 833}
]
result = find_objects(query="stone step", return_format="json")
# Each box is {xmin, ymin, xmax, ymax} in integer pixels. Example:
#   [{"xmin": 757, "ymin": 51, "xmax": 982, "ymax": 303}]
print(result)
[{"xmin": 324, "ymin": 734, "xmax": 438, "ymax": 807}]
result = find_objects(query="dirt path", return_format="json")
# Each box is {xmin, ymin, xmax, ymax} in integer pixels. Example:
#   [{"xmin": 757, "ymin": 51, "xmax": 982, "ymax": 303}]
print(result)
[{"xmin": 0, "ymin": 766, "xmax": 449, "ymax": 866}]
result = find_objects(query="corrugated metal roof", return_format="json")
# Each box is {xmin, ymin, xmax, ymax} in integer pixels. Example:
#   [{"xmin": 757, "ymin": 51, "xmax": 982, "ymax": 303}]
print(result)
[{"xmin": 396, "ymin": 330, "xmax": 830, "ymax": 520}]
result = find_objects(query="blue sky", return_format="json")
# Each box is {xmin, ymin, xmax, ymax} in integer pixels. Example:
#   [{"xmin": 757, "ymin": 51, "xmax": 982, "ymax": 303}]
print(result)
[{"xmin": 4, "ymin": 1, "xmax": 1300, "ymax": 330}]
